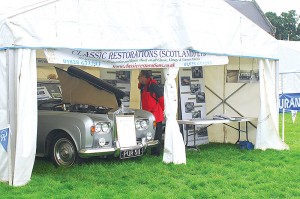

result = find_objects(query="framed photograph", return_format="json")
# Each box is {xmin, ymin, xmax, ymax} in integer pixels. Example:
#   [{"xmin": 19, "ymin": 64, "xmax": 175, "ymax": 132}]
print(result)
[
  {"xmin": 195, "ymin": 127, "xmax": 208, "ymax": 137},
  {"xmin": 181, "ymin": 76, "xmax": 191, "ymax": 86},
  {"xmin": 192, "ymin": 110, "xmax": 201, "ymax": 119},
  {"xmin": 185, "ymin": 102, "xmax": 194, "ymax": 113},
  {"xmin": 238, "ymin": 70, "xmax": 251, "ymax": 83},
  {"xmin": 190, "ymin": 84, "xmax": 201, "ymax": 95},
  {"xmin": 226, "ymin": 70, "xmax": 239, "ymax": 83},
  {"xmin": 196, "ymin": 92, "xmax": 205, "ymax": 103},
  {"xmin": 192, "ymin": 66, "xmax": 203, "ymax": 78},
  {"xmin": 116, "ymin": 71, "xmax": 131, "ymax": 83}
]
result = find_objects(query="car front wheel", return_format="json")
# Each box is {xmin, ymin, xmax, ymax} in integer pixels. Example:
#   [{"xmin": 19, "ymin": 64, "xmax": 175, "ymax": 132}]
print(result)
[{"xmin": 50, "ymin": 134, "xmax": 79, "ymax": 167}]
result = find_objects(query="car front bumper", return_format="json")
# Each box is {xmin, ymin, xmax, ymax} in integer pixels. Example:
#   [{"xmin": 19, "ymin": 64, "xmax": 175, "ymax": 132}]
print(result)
[{"xmin": 78, "ymin": 139, "xmax": 159, "ymax": 158}]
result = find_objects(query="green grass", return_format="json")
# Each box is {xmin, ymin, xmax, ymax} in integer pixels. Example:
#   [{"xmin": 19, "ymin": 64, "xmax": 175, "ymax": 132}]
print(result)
[{"xmin": 1, "ymin": 113, "xmax": 300, "ymax": 198}]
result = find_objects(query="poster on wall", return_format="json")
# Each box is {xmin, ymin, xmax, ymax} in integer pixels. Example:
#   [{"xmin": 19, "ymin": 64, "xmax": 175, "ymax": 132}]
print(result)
[
  {"xmin": 179, "ymin": 66, "xmax": 209, "ymax": 146},
  {"xmin": 101, "ymin": 69, "xmax": 164, "ymax": 108},
  {"xmin": 141, "ymin": 69, "xmax": 164, "ymax": 88},
  {"xmin": 102, "ymin": 69, "xmax": 131, "ymax": 108},
  {"xmin": 226, "ymin": 69, "xmax": 259, "ymax": 83},
  {"xmin": 116, "ymin": 71, "xmax": 130, "ymax": 83}
]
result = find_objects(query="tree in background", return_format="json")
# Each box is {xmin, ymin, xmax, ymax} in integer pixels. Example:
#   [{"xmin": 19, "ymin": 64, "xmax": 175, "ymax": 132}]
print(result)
[{"xmin": 265, "ymin": 10, "xmax": 300, "ymax": 41}]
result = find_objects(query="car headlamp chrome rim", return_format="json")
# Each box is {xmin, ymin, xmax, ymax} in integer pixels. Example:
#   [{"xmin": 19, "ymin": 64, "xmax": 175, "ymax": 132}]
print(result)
[
  {"xmin": 101, "ymin": 123, "xmax": 109, "ymax": 133},
  {"xmin": 135, "ymin": 119, "xmax": 149, "ymax": 130},
  {"xmin": 91, "ymin": 122, "xmax": 111, "ymax": 135},
  {"xmin": 95, "ymin": 124, "xmax": 102, "ymax": 133},
  {"xmin": 140, "ymin": 120, "xmax": 148, "ymax": 128}
]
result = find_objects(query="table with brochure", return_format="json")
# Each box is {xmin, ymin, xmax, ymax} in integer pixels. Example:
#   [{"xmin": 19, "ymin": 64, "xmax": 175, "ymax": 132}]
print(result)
[{"xmin": 177, "ymin": 116, "xmax": 257, "ymax": 147}]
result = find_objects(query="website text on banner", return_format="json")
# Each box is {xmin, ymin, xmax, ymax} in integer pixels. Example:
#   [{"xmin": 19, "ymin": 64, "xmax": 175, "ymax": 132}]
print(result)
[
  {"xmin": 44, "ymin": 49, "xmax": 228, "ymax": 68},
  {"xmin": 279, "ymin": 93, "xmax": 300, "ymax": 112}
]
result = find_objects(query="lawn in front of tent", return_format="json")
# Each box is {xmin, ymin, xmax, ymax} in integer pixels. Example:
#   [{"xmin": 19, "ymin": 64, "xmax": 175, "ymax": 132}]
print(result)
[{"xmin": 1, "ymin": 113, "xmax": 300, "ymax": 198}]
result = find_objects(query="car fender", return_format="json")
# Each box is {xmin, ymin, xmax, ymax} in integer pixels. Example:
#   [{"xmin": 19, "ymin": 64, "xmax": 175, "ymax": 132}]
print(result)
[{"xmin": 37, "ymin": 111, "xmax": 95, "ymax": 156}]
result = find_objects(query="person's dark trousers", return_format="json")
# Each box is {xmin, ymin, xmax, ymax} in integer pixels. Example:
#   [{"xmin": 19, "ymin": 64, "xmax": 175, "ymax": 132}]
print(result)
[{"xmin": 151, "ymin": 122, "xmax": 163, "ymax": 156}]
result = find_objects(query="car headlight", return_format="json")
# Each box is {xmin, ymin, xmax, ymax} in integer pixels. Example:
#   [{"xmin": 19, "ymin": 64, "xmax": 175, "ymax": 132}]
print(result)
[
  {"xmin": 91, "ymin": 122, "xmax": 111, "ymax": 135},
  {"xmin": 95, "ymin": 124, "xmax": 102, "ymax": 133},
  {"xmin": 135, "ymin": 119, "xmax": 149, "ymax": 130},
  {"xmin": 101, "ymin": 123, "xmax": 109, "ymax": 132}
]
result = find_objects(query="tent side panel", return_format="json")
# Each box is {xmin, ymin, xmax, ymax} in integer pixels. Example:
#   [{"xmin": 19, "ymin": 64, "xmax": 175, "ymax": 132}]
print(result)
[
  {"xmin": 8, "ymin": 49, "xmax": 38, "ymax": 186},
  {"xmin": 204, "ymin": 57, "xmax": 259, "ymax": 144},
  {"xmin": 204, "ymin": 65, "xmax": 227, "ymax": 143},
  {"xmin": 0, "ymin": 50, "xmax": 9, "ymax": 183},
  {"xmin": 256, "ymin": 59, "xmax": 288, "ymax": 150},
  {"xmin": 279, "ymin": 73, "xmax": 300, "ymax": 94}
]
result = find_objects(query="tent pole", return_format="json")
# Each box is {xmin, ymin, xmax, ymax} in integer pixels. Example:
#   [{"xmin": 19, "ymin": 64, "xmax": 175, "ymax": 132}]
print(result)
[
  {"xmin": 223, "ymin": 65, "xmax": 227, "ymax": 143},
  {"xmin": 282, "ymin": 108, "xmax": 285, "ymax": 142},
  {"xmin": 276, "ymin": 60, "xmax": 284, "ymax": 141},
  {"xmin": 7, "ymin": 50, "xmax": 16, "ymax": 186}
]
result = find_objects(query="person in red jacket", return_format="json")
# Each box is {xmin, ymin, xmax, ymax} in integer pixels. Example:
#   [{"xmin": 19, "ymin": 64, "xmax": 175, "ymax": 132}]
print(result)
[{"xmin": 138, "ymin": 70, "xmax": 164, "ymax": 156}]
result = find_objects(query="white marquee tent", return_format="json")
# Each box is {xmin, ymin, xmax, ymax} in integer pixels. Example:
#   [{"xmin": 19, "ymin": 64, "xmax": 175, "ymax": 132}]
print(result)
[
  {"xmin": 277, "ymin": 40, "xmax": 300, "ymax": 140},
  {"xmin": 0, "ymin": 0, "xmax": 288, "ymax": 186},
  {"xmin": 278, "ymin": 40, "xmax": 300, "ymax": 94}
]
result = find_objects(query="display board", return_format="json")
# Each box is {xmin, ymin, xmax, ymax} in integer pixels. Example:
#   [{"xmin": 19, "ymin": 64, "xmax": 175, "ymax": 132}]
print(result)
[
  {"xmin": 179, "ymin": 66, "xmax": 209, "ymax": 146},
  {"xmin": 100, "ymin": 69, "xmax": 131, "ymax": 108},
  {"xmin": 226, "ymin": 69, "xmax": 259, "ymax": 83}
]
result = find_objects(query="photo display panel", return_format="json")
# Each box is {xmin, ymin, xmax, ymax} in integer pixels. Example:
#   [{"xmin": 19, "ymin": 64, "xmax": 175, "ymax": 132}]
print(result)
[
  {"xmin": 101, "ymin": 69, "xmax": 131, "ymax": 108},
  {"xmin": 179, "ymin": 66, "xmax": 209, "ymax": 146}
]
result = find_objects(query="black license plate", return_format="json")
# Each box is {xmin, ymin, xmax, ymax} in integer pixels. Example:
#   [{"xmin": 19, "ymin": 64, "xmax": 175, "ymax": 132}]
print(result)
[{"xmin": 120, "ymin": 148, "xmax": 143, "ymax": 159}]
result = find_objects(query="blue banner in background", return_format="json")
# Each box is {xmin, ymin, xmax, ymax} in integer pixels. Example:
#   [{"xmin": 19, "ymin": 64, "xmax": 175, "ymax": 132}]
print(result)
[
  {"xmin": 279, "ymin": 93, "xmax": 300, "ymax": 113},
  {"xmin": 0, "ymin": 128, "xmax": 9, "ymax": 152}
]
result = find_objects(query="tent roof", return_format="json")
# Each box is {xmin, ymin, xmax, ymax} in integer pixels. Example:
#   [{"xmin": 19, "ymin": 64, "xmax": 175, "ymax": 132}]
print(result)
[
  {"xmin": 279, "ymin": 40, "xmax": 300, "ymax": 74},
  {"xmin": 0, "ymin": 0, "xmax": 279, "ymax": 59},
  {"xmin": 224, "ymin": 0, "xmax": 276, "ymax": 36}
]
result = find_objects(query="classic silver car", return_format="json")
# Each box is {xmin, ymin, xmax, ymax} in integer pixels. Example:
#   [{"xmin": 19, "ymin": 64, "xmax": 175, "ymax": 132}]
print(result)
[{"xmin": 36, "ymin": 66, "xmax": 158, "ymax": 167}]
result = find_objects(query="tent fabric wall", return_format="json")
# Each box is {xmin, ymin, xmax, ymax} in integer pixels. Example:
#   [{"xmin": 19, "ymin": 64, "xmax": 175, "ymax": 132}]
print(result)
[
  {"xmin": 0, "ymin": 0, "xmax": 287, "ymax": 186},
  {"xmin": 278, "ymin": 40, "xmax": 300, "ymax": 95},
  {"xmin": 279, "ymin": 73, "xmax": 300, "ymax": 94},
  {"xmin": 0, "ymin": 51, "xmax": 9, "ymax": 183},
  {"xmin": 0, "ymin": 49, "xmax": 37, "ymax": 186},
  {"xmin": 256, "ymin": 59, "xmax": 288, "ymax": 150},
  {"xmin": 204, "ymin": 57, "xmax": 260, "ymax": 144},
  {"xmin": 278, "ymin": 41, "xmax": 300, "ymax": 74},
  {"xmin": 163, "ymin": 68, "xmax": 186, "ymax": 164}
]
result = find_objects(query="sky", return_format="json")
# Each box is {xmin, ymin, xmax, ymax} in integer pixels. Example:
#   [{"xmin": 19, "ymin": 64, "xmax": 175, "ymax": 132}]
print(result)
[{"xmin": 255, "ymin": 0, "xmax": 300, "ymax": 15}]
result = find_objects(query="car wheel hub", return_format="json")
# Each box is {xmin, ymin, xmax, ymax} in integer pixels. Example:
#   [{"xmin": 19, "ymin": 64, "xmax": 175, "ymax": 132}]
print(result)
[{"xmin": 54, "ymin": 138, "xmax": 76, "ymax": 166}]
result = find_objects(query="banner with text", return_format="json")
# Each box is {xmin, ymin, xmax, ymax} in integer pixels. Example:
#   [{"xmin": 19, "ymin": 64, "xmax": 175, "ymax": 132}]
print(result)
[
  {"xmin": 279, "ymin": 93, "xmax": 300, "ymax": 112},
  {"xmin": 44, "ymin": 49, "xmax": 228, "ymax": 69}
]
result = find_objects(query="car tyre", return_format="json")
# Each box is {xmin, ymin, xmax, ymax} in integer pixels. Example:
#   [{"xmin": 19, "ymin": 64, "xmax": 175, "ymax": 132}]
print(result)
[{"xmin": 50, "ymin": 134, "xmax": 81, "ymax": 167}]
